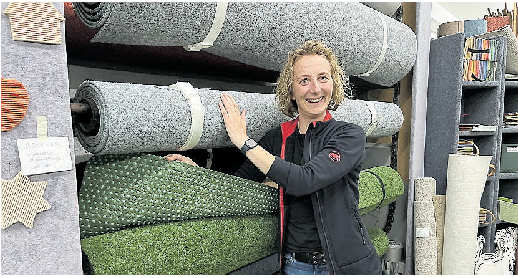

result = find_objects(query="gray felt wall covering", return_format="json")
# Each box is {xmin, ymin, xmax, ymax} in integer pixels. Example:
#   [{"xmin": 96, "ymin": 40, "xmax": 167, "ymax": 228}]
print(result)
[
  {"xmin": 1, "ymin": 2, "xmax": 82, "ymax": 274},
  {"xmin": 72, "ymin": 2, "xmax": 417, "ymax": 87},
  {"xmin": 73, "ymin": 81, "xmax": 403, "ymax": 155}
]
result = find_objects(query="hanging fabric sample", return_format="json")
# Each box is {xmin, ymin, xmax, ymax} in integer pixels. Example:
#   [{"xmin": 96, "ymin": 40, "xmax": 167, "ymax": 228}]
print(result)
[
  {"xmin": 71, "ymin": 2, "xmax": 417, "ymax": 87},
  {"xmin": 1, "ymin": 77, "xmax": 29, "ymax": 132}
]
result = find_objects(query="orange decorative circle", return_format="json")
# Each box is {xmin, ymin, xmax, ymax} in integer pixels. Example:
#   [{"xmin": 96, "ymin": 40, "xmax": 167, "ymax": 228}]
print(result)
[{"xmin": 1, "ymin": 77, "xmax": 29, "ymax": 132}]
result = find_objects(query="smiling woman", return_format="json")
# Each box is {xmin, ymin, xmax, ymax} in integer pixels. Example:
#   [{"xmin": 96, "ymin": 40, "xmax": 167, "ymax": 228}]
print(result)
[{"xmin": 290, "ymin": 54, "xmax": 334, "ymax": 134}]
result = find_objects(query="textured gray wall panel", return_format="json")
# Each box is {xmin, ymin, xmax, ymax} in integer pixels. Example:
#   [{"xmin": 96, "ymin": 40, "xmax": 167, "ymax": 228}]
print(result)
[{"xmin": 1, "ymin": 2, "xmax": 82, "ymax": 275}]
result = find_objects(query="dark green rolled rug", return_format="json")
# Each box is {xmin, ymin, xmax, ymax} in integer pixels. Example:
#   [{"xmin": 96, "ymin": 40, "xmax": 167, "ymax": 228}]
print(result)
[
  {"xmin": 358, "ymin": 166, "xmax": 404, "ymax": 215},
  {"xmin": 80, "ymin": 214, "xmax": 278, "ymax": 275},
  {"xmin": 78, "ymin": 153, "xmax": 278, "ymax": 238}
]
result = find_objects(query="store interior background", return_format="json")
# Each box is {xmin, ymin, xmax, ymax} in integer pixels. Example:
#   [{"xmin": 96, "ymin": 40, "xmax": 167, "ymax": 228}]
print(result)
[{"xmin": 68, "ymin": 1, "xmax": 517, "ymax": 254}]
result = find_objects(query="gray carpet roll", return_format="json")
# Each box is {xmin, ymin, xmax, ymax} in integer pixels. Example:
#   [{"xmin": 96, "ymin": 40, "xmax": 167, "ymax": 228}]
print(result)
[
  {"xmin": 72, "ymin": 2, "xmax": 417, "ymax": 87},
  {"xmin": 73, "ymin": 81, "xmax": 403, "ymax": 155}
]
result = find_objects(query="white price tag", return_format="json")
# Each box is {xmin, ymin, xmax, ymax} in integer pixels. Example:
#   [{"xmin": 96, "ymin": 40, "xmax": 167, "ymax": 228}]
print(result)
[
  {"xmin": 415, "ymin": 227, "xmax": 430, "ymax": 238},
  {"xmin": 17, "ymin": 137, "xmax": 73, "ymax": 175}
]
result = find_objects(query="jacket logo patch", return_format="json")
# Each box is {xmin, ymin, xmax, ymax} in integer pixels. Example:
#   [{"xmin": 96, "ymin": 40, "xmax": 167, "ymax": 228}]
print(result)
[{"xmin": 329, "ymin": 150, "xmax": 341, "ymax": 162}]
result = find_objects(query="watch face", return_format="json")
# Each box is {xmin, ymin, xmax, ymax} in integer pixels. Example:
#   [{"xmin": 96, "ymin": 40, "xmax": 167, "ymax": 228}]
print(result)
[{"xmin": 246, "ymin": 139, "xmax": 257, "ymax": 148}]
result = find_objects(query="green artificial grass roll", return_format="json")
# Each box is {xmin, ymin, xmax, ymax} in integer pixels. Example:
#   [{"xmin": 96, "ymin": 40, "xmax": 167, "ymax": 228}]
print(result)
[
  {"xmin": 367, "ymin": 227, "xmax": 390, "ymax": 256},
  {"xmin": 81, "ymin": 214, "xmax": 278, "ymax": 275},
  {"xmin": 358, "ymin": 166, "xmax": 404, "ymax": 215},
  {"xmin": 79, "ymin": 153, "xmax": 278, "ymax": 238}
]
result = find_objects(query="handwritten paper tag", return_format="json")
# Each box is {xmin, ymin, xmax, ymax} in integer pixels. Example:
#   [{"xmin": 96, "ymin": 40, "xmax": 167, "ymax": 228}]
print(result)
[{"xmin": 17, "ymin": 137, "xmax": 73, "ymax": 175}]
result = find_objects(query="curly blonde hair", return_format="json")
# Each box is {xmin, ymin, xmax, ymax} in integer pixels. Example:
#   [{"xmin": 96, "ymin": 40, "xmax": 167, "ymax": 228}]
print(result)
[{"xmin": 275, "ymin": 40, "xmax": 350, "ymax": 118}]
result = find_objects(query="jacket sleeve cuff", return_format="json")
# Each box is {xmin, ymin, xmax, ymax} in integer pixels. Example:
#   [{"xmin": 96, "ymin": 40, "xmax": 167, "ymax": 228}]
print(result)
[{"xmin": 266, "ymin": 156, "xmax": 288, "ymax": 189}]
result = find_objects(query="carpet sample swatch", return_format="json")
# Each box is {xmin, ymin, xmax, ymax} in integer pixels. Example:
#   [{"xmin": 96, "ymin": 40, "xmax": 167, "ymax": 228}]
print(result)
[
  {"xmin": 441, "ymin": 154, "xmax": 492, "ymax": 275},
  {"xmin": 1, "ymin": 172, "xmax": 50, "ymax": 229},
  {"xmin": 358, "ymin": 166, "xmax": 405, "ymax": 215},
  {"xmin": 3, "ymin": 2, "xmax": 65, "ymax": 44},
  {"xmin": 78, "ymin": 153, "xmax": 278, "ymax": 238},
  {"xmin": 72, "ymin": 2, "xmax": 416, "ymax": 87},
  {"xmin": 80, "ymin": 214, "xmax": 278, "ymax": 275},
  {"xmin": 463, "ymin": 19, "xmax": 487, "ymax": 38},
  {"xmin": 1, "ymin": 77, "xmax": 29, "ymax": 132},
  {"xmin": 72, "ymin": 80, "xmax": 403, "ymax": 155}
]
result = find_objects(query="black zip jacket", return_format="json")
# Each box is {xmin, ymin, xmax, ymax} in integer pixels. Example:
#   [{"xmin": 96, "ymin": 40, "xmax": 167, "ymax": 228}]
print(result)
[{"xmin": 235, "ymin": 111, "xmax": 382, "ymax": 274}]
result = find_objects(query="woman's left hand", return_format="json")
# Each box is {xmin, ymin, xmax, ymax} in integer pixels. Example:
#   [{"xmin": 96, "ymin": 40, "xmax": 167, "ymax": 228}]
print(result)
[{"xmin": 219, "ymin": 93, "xmax": 248, "ymax": 148}]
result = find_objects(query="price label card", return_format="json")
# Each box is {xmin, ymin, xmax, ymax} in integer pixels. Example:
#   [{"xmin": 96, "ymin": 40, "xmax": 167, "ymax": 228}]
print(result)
[
  {"xmin": 415, "ymin": 227, "xmax": 430, "ymax": 238},
  {"xmin": 17, "ymin": 137, "xmax": 73, "ymax": 175}
]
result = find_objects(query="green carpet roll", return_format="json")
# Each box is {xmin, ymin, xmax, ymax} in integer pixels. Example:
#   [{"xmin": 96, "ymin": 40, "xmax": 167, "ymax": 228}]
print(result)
[
  {"xmin": 78, "ymin": 153, "xmax": 278, "ymax": 238},
  {"xmin": 368, "ymin": 227, "xmax": 390, "ymax": 256},
  {"xmin": 80, "ymin": 214, "xmax": 278, "ymax": 275},
  {"xmin": 358, "ymin": 166, "xmax": 404, "ymax": 215}
]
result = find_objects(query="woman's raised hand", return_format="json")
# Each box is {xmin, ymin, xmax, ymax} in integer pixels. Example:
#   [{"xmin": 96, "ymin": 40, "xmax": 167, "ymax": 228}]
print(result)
[{"xmin": 219, "ymin": 93, "xmax": 248, "ymax": 149}]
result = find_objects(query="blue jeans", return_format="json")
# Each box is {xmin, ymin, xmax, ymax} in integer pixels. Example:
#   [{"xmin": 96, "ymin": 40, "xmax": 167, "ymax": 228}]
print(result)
[{"xmin": 283, "ymin": 253, "xmax": 329, "ymax": 275}]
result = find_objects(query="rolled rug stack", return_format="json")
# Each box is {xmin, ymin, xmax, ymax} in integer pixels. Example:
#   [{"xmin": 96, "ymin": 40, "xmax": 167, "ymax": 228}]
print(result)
[
  {"xmin": 79, "ymin": 153, "xmax": 396, "ymax": 274},
  {"xmin": 72, "ymin": 80, "xmax": 404, "ymax": 155},
  {"xmin": 72, "ymin": 2, "xmax": 417, "ymax": 87}
]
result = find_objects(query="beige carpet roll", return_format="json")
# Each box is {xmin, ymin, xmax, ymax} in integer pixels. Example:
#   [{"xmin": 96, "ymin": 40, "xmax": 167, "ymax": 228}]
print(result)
[
  {"xmin": 414, "ymin": 200, "xmax": 437, "ymax": 275},
  {"xmin": 414, "ymin": 177, "xmax": 436, "ymax": 202},
  {"xmin": 438, "ymin": 21, "xmax": 464, "ymax": 37},
  {"xmin": 432, "ymin": 195, "xmax": 446, "ymax": 275},
  {"xmin": 442, "ymin": 154, "xmax": 492, "ymax": 275}
]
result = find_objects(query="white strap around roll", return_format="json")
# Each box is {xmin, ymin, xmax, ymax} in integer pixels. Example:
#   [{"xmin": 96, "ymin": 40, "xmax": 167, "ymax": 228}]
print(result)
[
  {"xmin": 169, "ymin": 82, "xmax": 205, "ymax": 151},
  {"xmin": 364, "ymin": 101, "xmax": 380, "ymax": 136},
  {"xmin": 356, "ymin": 12, "xmax": 388, "ymax": 77},
  {"xmin": 184, "ymin": 2, "xmax": 228, "ymax": 51}
]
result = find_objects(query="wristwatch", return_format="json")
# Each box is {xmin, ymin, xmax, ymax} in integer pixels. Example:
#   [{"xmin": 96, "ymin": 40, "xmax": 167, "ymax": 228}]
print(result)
[{"xmin": 240, "ymin": 138, "xmax": 258, "ymax": 155}]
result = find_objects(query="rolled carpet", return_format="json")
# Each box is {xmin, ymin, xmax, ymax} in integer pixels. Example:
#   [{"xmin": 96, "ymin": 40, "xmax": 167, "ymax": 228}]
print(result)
[
  {"xmin": 80, "ymin": 214, "xmax": 278, "ymax": 275},
  {"xmin": 368, "ymin": 227, "xmax": 390, "ymax": 256},
  {"xmin": 79, "ymin": 154, "xmax": 404, "ymax": 238},
  {"xmin": 72, "ymin": 2, "xmax": 417, "ymax": 87},
  {"xmin": 442, "ymin": 154, "xmax": 492, "ymax": 275},
  {"xmin": 358, "ymin": 166, "xmax": 405, "ymax": 215},
  {"xmin": 72, "ymin": 80, "xmax": 404, "ymax": 155},
  {"xmin": 78, "ymin": 153, "xmax": 278, "ymax": 238}
]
